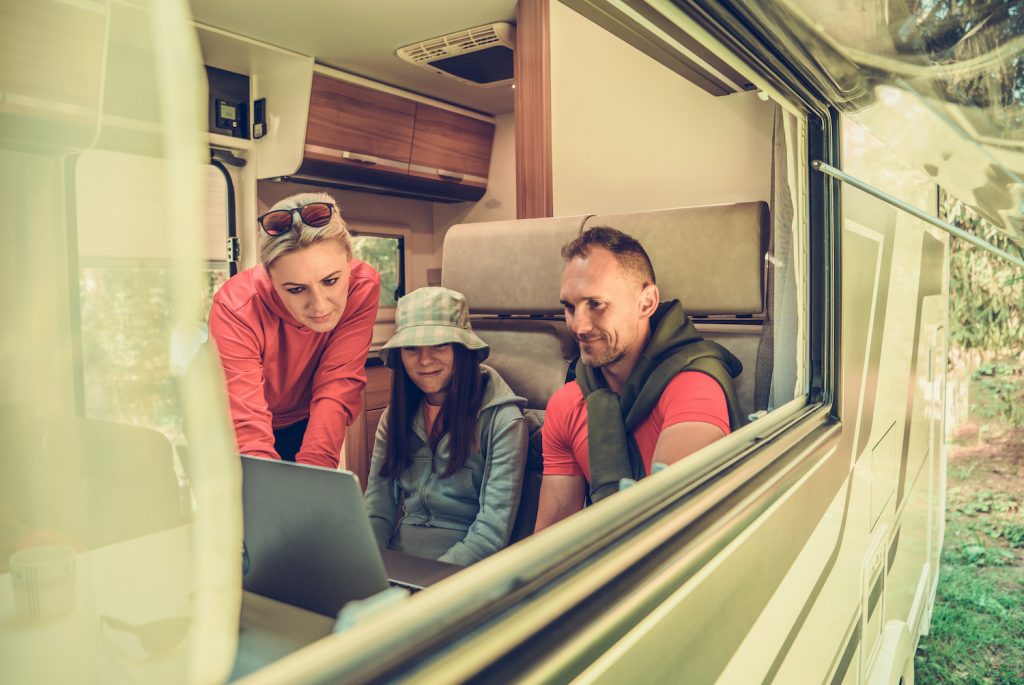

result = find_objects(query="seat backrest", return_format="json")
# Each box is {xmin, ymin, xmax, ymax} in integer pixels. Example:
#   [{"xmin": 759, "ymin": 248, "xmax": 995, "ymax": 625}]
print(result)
[{"xmin": 26, "ymin": 416, "xmax": 186, "ymax": 549}]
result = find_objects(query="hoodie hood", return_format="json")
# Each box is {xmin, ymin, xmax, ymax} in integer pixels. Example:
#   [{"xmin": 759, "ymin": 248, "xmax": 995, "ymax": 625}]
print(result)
[{"xmin": 479, "ymin": 364, "xmax": 527, "ymax": 414}]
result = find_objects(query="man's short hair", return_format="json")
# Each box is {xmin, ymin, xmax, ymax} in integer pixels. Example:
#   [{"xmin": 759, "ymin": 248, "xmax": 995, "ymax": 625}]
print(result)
[{"xmin": 561, "ymin": 226, "xmax": 656, "ymax": 286}]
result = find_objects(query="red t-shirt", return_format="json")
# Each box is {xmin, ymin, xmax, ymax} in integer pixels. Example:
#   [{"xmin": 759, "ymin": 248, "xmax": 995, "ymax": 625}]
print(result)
[
  {"xmin": 542, "ymin": 371, "xmax": 730, "ymax": 481},
  {"xmin": 208, "ymin": 259, "xmax": 380, "ymax": 468}
]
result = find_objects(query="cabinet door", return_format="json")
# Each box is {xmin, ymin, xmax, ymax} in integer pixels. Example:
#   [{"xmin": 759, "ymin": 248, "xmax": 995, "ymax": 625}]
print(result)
[
  {"xmin": 305, "ymin": 74, "xmax": 415, "ymax": 173},
  {"xmin": 364, "ymin": 408, "xmax": 386, "ymax": 476},
  {"xmin": 365, "ymin": 365, "xmax": 393, "ymax": 409},
  {"xmin": 344, "ymin": 411, "xmax": 367, "ymax": 487},
  {"xmin": 409, "ymin": 103, "xmax": 495, "ymax": 188}
]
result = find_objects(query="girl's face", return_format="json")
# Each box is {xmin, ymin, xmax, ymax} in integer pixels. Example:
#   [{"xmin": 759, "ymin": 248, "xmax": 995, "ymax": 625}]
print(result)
[{"xmin": 400, "ymin": 344, "xmax": 455, "ymax": 406}]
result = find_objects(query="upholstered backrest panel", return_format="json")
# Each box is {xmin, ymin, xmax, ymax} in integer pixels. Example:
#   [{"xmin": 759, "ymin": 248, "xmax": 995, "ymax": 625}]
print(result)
[
  {"xmin": 442, "ymin": 215, "xmax": 588, "ymax": 315},
  {"xmin": 697, "ymin": 325, "xmax": 762, "ymax": 420},
  {"xmin": 583, "ymin": 202, "xmax": 768, "ymax": 316},
  {"xmin": 473, "ymin": 319, "xmax": 577, "ymax": 410}
]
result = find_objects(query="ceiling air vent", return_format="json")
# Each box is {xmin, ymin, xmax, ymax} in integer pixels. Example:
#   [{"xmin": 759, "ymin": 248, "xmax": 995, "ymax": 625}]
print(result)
[{"xmin": 396, "ymin": 22, "xmax": 515, "ymax": 87}]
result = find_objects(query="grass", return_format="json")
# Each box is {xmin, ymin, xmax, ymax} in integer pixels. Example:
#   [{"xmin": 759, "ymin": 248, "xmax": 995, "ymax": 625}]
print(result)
[{"xmin": 914, "ymin": 425, "xmax": 1024, "ymax": 684}]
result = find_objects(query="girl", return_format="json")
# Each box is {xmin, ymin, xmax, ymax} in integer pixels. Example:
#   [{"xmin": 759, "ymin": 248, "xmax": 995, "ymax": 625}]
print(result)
[{"xmin": 363, "ymin": 287, "xmax": 528, "ymax": 566}]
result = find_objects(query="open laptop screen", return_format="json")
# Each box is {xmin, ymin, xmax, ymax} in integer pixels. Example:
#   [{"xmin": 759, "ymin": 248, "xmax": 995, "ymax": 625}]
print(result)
[{"xmin": 240, "ymin": 455, "xmax": 390, "ymax": 617}]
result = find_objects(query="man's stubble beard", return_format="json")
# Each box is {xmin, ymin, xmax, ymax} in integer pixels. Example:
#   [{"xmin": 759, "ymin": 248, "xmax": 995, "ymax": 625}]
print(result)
[{"xmin": 578, "ymin": 341, "xmax": 627, "ymax": 369}]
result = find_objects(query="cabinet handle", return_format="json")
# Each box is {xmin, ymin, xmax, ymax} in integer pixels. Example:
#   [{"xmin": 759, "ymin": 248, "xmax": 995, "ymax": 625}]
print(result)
[
  {"xmin": 437, "ymin": 169, "xmax": 465, "ymax": 182},
  {"xmin": 343, "ymin": 151, "xmax": 379, "ymax": 165}
]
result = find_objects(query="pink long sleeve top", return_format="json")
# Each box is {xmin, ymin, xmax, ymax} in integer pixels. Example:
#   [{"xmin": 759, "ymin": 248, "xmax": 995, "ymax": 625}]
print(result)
[{"xmin": 209, "ymin": 260, "xmax": 381, "ymax": 467}]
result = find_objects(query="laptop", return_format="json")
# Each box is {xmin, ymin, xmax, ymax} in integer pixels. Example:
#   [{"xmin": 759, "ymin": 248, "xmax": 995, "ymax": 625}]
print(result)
[
  {"xmin": 241, "ymin": 455, "xmax": 391, "ymax": 617},
  {"xmin": 240, "ymin": 455, "xmax": 462, "ymax": 617}
]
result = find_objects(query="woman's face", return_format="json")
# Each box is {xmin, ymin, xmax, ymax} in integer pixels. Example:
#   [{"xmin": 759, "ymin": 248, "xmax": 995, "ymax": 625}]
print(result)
[
  {"xmin": 400, "ymin": 344, "xmax": 455, "ymax": 405},
  {"xmin": 268, "ymin": 240, "xmax": 351, "ymax": 332}
]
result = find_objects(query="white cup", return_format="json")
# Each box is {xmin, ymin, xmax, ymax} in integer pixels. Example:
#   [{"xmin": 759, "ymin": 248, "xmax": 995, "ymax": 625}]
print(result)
[{"xmin": 10, "ymin": 544, "xmax": 77, "ymax": 621}]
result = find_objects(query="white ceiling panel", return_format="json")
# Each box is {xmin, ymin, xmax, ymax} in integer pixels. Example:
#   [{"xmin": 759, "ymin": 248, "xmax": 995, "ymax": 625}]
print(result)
[{"xmin": 189, "ymin": 0, "xmax": 518, "ymax": 114}]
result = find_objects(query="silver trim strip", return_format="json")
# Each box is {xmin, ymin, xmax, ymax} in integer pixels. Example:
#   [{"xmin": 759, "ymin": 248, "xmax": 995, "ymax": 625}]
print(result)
[
  {"xmin": 408, "ymin": 163, "xmax": 487, "ymax": 185},
  {"xmin": 304, "ymin": 144, "xmax": 408, "ymax": 171},
  {"xmin": 812, "ymin": 160, "xmax": 1024, "ymax": 268}
]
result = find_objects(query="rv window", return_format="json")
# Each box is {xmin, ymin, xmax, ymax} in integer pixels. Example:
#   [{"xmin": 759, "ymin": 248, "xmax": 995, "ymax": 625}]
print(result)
[
  {"xmin": 79, "ymin": 264, "xmax": 228, "ymax": 442},
  {"xmin": 74, "ymin": 158, "xmax": 233, "ymax": 443},
  {"xmin": 350, "ymin": 232, "xmax": 406, "ymax": 308}
]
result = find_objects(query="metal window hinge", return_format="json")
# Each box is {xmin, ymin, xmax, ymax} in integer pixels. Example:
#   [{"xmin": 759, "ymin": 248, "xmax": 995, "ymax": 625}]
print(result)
[{"xmin": 227, "ymin": 236, "xmax": 240, "ymax": 263}]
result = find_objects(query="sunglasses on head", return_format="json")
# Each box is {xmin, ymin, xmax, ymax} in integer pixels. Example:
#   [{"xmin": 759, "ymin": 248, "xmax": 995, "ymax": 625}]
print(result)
[{"xmin": 258, "ymin": 202, "xmax": 335, "ymax": 236}]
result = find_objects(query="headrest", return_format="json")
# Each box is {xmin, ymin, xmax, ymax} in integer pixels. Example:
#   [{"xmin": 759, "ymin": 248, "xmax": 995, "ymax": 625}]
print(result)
[
  {"xmin": 442, "ymin": 215, "xmax": 587, "ymax": 315},
  {"xmin": 582, "ymin": 202, "xmax": 768, "ymax": 316}
]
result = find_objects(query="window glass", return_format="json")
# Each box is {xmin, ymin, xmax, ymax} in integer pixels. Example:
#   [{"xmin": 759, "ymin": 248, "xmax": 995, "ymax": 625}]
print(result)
[
  {"xmin": 351, "ymin": 233, "xmax": 404, "ymax": 308},
  {"xmin": 79, "ymin": 264, "xmax": 228, "ymax": 444}
]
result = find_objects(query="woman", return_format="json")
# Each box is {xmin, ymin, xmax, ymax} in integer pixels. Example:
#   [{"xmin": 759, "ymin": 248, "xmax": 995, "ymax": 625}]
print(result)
[
  {"xmin": 363, "ymin": 287, "xmax": 528, "ymax": 566},
  {"xmin": 209, "ymin": 192, "xmax": 380, "ymax": 467}
]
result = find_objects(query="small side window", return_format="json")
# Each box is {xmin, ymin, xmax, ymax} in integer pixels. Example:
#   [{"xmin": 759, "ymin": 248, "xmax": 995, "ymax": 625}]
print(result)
[{"xmin": 350, "ymin": 232, "xmax": 406, "ymax": 309}]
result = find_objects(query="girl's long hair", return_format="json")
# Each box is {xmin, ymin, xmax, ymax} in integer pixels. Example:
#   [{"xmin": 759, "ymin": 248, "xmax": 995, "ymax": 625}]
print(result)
[{"xmin": 381, "ymin": 344, "xmax": 485, "ymax": 479}]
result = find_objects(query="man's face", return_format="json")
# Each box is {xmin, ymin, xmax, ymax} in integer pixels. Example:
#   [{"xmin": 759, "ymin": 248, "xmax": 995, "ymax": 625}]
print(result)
[
  {"xmin": 559, "ymin": 247, "xmax": 656, "ymax": 369},
  {"xmin": 268, "ymin": 240, "xmax": 351, "ymax": 332}
]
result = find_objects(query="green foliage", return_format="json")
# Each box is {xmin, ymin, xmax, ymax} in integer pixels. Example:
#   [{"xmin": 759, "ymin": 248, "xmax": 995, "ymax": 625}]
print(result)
[
  {"xmin": 971, "ymin": 362, "xmax": 1024, "ymax": 428},
  {"xmin": 1006, "ymin": 525, "xmax": 1024, "ymax": 549},
  {"xmin": 958, "ymin": 540, "xmax": 1016, "ymax": 567},
  {"xmin": 944, "ymin": 190, "xmax": 1024, "ymax": 357},
  {"xmin": 351, "ymin": 234, "xmax": 402, "ymax": 307},
  {"xmin": 915, "ymin": 564, "xmax": 1024, "ymax": 684},
  {"xmin": 918, "ymin": 422, "xmax": 1024, "ymax": 682},
  {"xmin": 944, "ymin": 189, "xmax": 1024, "ymax": 427},
  {"xmin": 958, "ymin": 489, "xmax": 1020, "ymax": 517},
  {"xmin": 79, "ymin": 265, "xmax": 226, "ymax": 442}
]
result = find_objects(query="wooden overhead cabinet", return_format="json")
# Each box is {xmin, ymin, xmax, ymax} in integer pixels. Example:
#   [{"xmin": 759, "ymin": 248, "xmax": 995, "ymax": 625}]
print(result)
[
  {"xmin": 298, "ymin": 73, "xmax": 495, "ymax": 202},
  {"xmin": 304, "ymin": 74, "xmax": 415, "ymax": 174},
  {"xmin": 409, "ymin": 103, "xmax": 494, "ymax": 192}
]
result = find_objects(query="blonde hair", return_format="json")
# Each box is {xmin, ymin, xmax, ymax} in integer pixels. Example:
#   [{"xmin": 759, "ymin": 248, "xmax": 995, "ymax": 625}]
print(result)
[{"xmin": 259, "ymin": 191, "xmax": 352, "ymax": 267}]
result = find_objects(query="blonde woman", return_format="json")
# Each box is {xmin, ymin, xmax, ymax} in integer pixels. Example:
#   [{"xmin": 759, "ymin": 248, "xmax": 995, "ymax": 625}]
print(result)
[{"xmin": 209, "ymin": 192, "xmax": 380, "ymax": 467}]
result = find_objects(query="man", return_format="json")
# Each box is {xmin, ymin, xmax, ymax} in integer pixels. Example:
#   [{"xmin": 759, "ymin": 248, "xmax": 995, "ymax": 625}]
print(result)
[{"xmin": 535, "ymin": 227, "xmax": 745, "ymax": 530}]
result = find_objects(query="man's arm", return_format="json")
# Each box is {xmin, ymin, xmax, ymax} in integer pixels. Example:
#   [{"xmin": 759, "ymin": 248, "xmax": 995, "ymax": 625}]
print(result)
[
  {"xmin": 651, "ymin": 421, "xmax": 725, "ymax": 466},
  {"xmin": 535, "ymin": 475, "xmax": 586, "ymax": 531},
  {"xmin": 650, "ymin": 372, "xmax": 730, "ymax": 467}
]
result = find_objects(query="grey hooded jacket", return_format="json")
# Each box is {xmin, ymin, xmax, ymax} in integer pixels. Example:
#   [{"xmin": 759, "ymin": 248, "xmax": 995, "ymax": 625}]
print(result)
[{"xmin": 363, "ymin": 365, "xmax": 528, "ymax": 566}]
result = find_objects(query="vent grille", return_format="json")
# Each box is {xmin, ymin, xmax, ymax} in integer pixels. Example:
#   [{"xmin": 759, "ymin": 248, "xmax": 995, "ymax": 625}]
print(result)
[
  {"xmin": 398, "ymin": 25, "xmax": 503, "ymax": 64},
  {"xmin": 396, "ymin": 23, "xmax": 515, "ymax": 87}
]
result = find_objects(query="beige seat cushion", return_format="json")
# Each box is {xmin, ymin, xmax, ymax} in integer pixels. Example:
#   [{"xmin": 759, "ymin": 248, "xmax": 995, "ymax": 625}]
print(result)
[{"xmin": 583, "ymin": 202, "xmax": 768, "ymax": 316}]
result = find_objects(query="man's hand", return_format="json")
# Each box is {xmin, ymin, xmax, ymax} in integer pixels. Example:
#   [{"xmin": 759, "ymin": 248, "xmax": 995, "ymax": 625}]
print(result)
[{"xmin": 534, "ymin": 475, "xmax": 586, "ymax": 531}]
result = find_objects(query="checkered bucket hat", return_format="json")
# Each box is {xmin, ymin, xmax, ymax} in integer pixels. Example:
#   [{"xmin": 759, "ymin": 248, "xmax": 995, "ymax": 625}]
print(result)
[{"xmin": 379, "ymin": 287, "xmax": 489, "ymax": 366}]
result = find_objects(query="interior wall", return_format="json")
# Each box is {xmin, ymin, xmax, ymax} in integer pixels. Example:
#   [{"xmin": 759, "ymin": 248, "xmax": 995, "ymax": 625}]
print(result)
[
  {"xmin": 431, "ymin": 112, "xmax": 517, "ymax": 265},
  {"xmin": 549, "ymin": 1, "xmax": 773, "ymax": 216}
]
